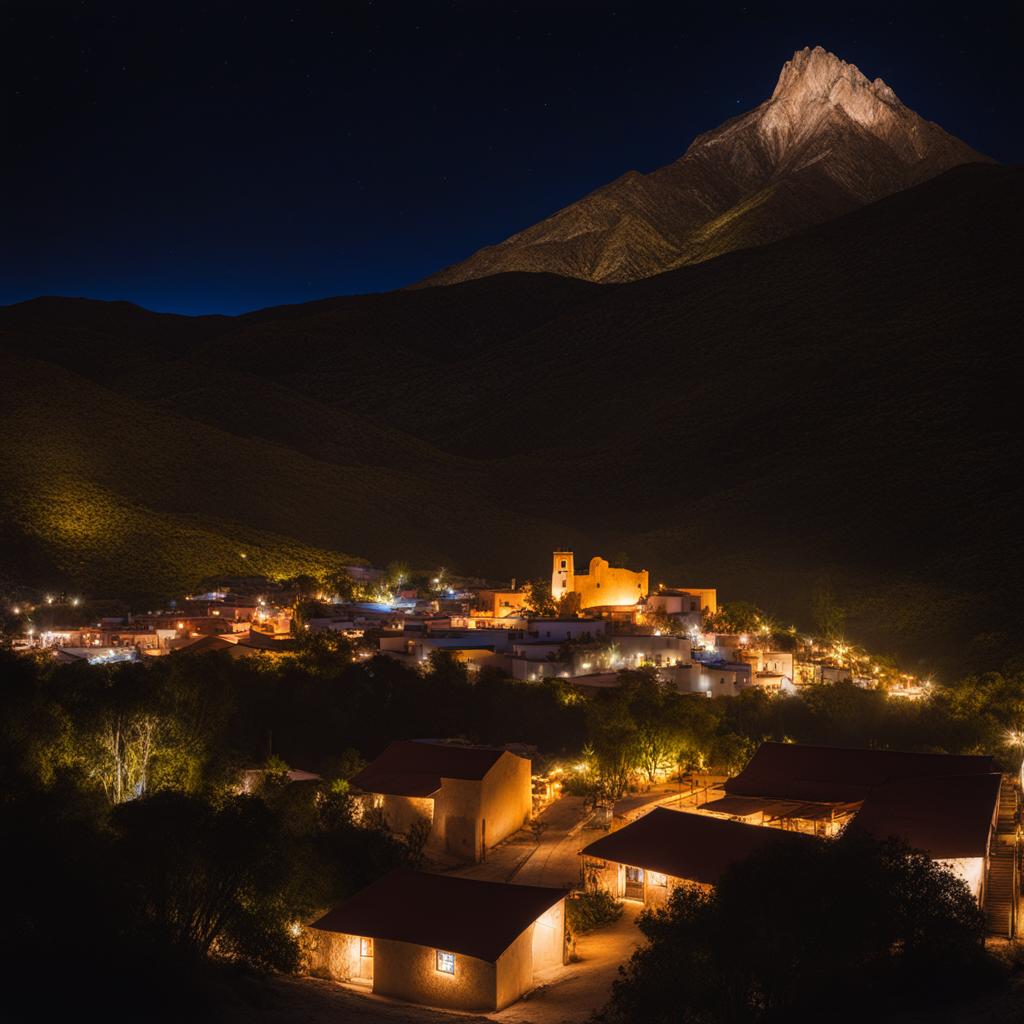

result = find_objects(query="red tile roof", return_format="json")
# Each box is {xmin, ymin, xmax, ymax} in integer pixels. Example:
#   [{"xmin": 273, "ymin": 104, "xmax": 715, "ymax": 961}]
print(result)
[
  {"xmin": 350, "ymin": 740, "xmax": 510, "ymax": 797},
  {"xmin": 581, "ymin": 807, "xmax": 817, "ymax": 885},
  {"xmin": 851, "ymin": 772, "xmax": 1001, "ymax": 859},
  {"xmin": 310, "ymin": 870, "xmax": 567, "ymax": 962},
  {"xmin": 727, "ymin": 743, "xmax": 996, "ymax": 803}
]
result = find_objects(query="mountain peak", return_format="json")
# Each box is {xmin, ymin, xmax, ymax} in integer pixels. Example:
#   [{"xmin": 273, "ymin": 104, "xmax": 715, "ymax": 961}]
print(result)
[
  {"xmin": 419, "ymin": 48, "xmax": 990, "ymax": 288},
  {"xmin": 764, "ymin": 46, "xmax": 901, "ymax": 135}
]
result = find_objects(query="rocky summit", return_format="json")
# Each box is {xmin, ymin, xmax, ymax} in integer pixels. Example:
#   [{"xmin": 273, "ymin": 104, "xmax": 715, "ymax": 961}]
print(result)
[{"xmin": 421, "ymin": 46, "xmax": 990, "ymax": 286}]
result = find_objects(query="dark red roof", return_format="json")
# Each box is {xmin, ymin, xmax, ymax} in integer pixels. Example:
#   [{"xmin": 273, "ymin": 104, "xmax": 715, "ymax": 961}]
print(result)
[
  {"xmin": 851, "ymin": 772, "xmax": 1001, "ymax": 858},
  {"xmin": 727, "ymin": 743, "xmax": 996, "ymax": 803},
  {"xmin": 350, "ymin": 740, "xmax": 509, "ymax": 797},
  {"xmin": 310, "ymin": 870, "xmax": 567, "ymax": 962},
  {"xmin": 581, "ymin": 807, "xmax": 817, "ymax": 885}
]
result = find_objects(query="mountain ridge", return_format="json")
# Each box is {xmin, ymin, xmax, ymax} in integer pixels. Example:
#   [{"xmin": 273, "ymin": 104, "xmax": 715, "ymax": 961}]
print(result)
[{"xmin": 421, "ymin": 46, "xmax": 991, "ymax": 286}]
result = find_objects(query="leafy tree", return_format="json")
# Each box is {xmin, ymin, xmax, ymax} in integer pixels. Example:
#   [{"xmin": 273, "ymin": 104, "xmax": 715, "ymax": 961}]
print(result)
[
  {"xmin": 384, "ymin": 560, "xmax": 410, "ymax": 589},
  {"xmin": 521, "ymin": 578, "xmax": 558, "ymax": 617},
  {"xmin": 112, "ymin": 791, "xmax": 302, "ymax": 969},
  {"xmin": 705, "ymin": 601, "xmax": 766, "ymax": 635},
  {"xmin": 597, "ymin": 831, "xmax": 996, "ymax": 1024}
]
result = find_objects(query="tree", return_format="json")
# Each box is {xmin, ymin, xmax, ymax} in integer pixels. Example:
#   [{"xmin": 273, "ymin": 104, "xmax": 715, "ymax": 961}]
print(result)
[
  {"xmin": 705, "ymin": 601, "xmax": 766, "ymax": 635},
  {"xmin": 622, "ymin": 671, "xmax": 687, "ymax": 784},
  {"xmin": 586, "ymin": 688, "xmax": 641, "ymax": 800},
  {"xmin": 384, "ymin": 560, "xmax": 410, "ymax": 589},
  {"xmin": 521, "ymin": 578, "xmax": 558, "ymax": 617},
  {"xmin": 597, "ymin": 831, "xmax": 996, "ymax": 1024},
  {"xmin": 112, "ymin": 791, "xmax": 302, "ymax": 970},
  {"xmin": 557, "ymin": 589, "xmax": 582, "ymax": 617}
]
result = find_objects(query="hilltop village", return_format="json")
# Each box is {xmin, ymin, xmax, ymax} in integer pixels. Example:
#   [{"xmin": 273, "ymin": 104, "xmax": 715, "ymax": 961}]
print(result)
[{"xmin": 7, "ymin": 548, "xmax": 927, "ymax": 698}]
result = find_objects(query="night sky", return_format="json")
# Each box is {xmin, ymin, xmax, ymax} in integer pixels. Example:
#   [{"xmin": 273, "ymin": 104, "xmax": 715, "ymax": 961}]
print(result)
[{"xmin": 3, "ymin": 1, "xmax": 1020, "ymax": 315}]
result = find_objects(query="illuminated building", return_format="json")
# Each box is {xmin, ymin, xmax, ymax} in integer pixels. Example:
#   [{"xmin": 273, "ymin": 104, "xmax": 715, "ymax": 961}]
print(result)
[
  {"xmin": 309, "ymin": 870, "xmax": 567, "ymax": 1011},
  {"xmin": 551, "ymin": 550, "xmax": 648, "ymax": 610},
  {"xmin": 581, "ymin": 807, "xmax": 817, "ymax": 907},
  {"xmin": 350, "ymin": 741, "xmax": 532, "ymax": 863}
]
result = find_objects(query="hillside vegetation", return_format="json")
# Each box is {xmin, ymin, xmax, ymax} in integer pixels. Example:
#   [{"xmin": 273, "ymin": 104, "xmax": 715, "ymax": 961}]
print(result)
[{"xmin": 1, "ymin": 165, "xmax": 1021, "ymax": 671}]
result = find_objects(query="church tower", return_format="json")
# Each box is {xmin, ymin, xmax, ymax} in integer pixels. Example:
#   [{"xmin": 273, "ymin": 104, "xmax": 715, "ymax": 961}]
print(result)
[{"xmin": 552, "ymin": 550, "xmax": 575, "ymax": 601}]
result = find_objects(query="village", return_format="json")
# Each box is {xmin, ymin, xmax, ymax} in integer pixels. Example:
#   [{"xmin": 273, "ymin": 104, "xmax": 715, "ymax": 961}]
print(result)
[
  {"xmin": 3, "ymin": 549, "xmax": 1018, "ymax": 1019},
  {"xmin": 7, "ymin": 548, "xmax": 928, "ymax": 698}
]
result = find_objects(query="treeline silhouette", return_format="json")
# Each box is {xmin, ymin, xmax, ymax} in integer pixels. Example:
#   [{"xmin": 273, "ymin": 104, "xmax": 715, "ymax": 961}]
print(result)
[{"xmin": 2, "ymin": 638, "xmax": 1022, "ymax": 1019}]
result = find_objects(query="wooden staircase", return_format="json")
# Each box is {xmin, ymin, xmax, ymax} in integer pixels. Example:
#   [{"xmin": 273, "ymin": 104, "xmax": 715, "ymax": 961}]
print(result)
[{"xmin": 984, "ymin": 777, "xmax": 1019, "ymax": 938}]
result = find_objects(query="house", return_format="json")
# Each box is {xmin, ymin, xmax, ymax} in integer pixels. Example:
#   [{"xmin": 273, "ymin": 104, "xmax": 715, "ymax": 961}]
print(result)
[
  {"xmin": 350, "ymin": 740, "xmax": 532, "ymax": 862},
  {"xmin": 309, "ymin": 870, "xmax": 567, "ymax": 1011},
  {"xmin": 724, "ymin": 742, "xmax": 996, "ymax": 804},
  {"xmin": 852, "ymin": 772, "xmax": 1002, "ymax": 900},
  {"xmin": 580, "ymin": 807, "xmax": 817, "ymax": 907},
  {"xmin": 551, "ymin": 551, "xmax": 648, "ymax": 610},
  {"xmin": 644, "ymin": 587, "xmax": 717, "ymax": 627},
  {"xmin": 706, "ymin": 742, "xmax": 1003, "ymax": 894}
]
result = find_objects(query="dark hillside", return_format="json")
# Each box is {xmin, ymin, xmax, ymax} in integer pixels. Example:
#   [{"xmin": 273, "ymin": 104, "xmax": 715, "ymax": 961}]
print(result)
[{"xmin": 1, "ymin": 165, "xmax": 1020, "ymax": 671}]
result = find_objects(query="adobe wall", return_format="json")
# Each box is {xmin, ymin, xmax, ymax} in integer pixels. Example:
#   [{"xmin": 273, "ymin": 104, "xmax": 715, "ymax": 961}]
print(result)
[
  {"xmin": 495, "ymin": 926, "xmax": 534, "ymax": 1010},
  {"xmin": 433, "ymin": 777, "xmax": 484, "ymax": 860},
  {"xmin": 373, "ymin": 937, "xmax": 498, "ymax": 1012},
  {"xmin": 480, "ymin": 751, "xmax": 533, "ymax": 855},
  {"xmin": 381, "ymin": 794, "xmax": 434, "ymax": 835},
  {"xmin": 309, "ymin": 930, "xmax": 361, "ymax": 981},
  {"xmin": 574, "ymin": 557, "xmax": 649, "ymax": 609},
  {"xmin": 530, "ymin": 899, "xmax": 565, "ymax": 972}
]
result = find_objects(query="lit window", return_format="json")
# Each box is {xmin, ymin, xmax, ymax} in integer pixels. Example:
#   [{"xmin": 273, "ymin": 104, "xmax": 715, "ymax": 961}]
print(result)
[
  {"xmin": 360, "ymin": 937, "xmax": 373, "ymax": 958},
  {"xmin": 649, "ymin": 871, "xmax": 668, "ymax": 887},
  {"xmin": 436, "ymin": 949, "xmax": 456, "ymax": 974}
]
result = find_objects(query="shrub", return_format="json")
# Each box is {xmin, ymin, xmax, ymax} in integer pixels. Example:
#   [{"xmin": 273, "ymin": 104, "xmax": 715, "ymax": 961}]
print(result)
[{"xmin": 566, "ymin": 888, "xmax": 623, "ymax": 937}]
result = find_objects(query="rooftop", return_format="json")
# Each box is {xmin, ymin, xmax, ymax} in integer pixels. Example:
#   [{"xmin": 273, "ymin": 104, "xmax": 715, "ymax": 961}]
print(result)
[
  {"xmin": 581, "ymin": 807, "xmax": 817, "ymax": 885},
  {"xmin": 727, "ymin": 742, "xmax": 996, "ymax": 803},
  {"xmin": 311, "ymin": 869, "xmax": 567, "ymax": 962},
  {"xmin": 350, "ymin": 739, "xmax": 511, "ymax": 797},
  {"xmin": 851, "ymin": 772, "xmax": 1002, "ymax": 859}
]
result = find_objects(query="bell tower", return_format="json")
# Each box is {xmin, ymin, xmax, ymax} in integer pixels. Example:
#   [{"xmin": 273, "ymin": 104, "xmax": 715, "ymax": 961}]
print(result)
[{"xmin": 552, "ymin": 550, "xmax": 574, "ymax": 602}]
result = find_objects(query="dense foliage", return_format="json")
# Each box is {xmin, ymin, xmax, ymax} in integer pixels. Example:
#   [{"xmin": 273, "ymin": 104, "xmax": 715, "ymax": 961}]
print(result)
[
  {"xmin": 3, "ymin": 641, "xmax": 1022, "ymax": 1018},
  {"xmin": 596, "ymin": 830, "xmax": 998, "ymax": 1024}
]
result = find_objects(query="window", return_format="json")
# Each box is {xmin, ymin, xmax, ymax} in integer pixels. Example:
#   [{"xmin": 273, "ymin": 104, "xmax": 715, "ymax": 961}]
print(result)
[
  {"xmin": 649, "ymin": 871, "xmax": 668, "ymax": 887},
  {"xmin": 360, "ymin": 937, "xmax": 374, "ymax": 958},
  {"xmin": 436, "ymin": 949, "xmax": 456, "ymax": 975},
  {"xmin": 560, "ymin": 560, "xmax": 567, "ymax": 569}
]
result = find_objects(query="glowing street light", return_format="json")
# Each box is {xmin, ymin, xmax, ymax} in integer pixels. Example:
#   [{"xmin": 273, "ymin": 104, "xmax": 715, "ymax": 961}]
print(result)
[{"xmin": 1006, "ymin": 729, "xmax": 1024, "ymax": 788}]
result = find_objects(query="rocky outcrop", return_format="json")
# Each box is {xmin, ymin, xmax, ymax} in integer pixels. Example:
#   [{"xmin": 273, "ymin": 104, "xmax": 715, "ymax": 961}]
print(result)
[{"xmin": 421, "ymin": 47, "xmax": 991, "ymax": 286}]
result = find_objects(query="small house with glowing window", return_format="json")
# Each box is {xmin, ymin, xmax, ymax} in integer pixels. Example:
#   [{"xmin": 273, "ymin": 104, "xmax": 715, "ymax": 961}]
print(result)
[
  {"xmin": 309, "ymin": 870, "xmax": 567, "ymax": 1011},
  {"xmin": 350, "ymin": 740, "xmax": 532, "ymax": 862}
]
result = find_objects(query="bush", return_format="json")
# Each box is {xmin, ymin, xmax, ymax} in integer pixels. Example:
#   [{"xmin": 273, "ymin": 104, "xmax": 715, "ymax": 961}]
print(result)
[
  {"xmin": 595, "ymin": 830, "xmax": 999, "ymax": 1024},
  {"xmin": 566, "ymin": 888, "xmax": 623, "ymax": 936}
]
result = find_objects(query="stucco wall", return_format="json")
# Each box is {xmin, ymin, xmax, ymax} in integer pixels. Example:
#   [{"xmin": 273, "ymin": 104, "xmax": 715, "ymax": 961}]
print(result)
[
  {"xmin": 432, "ymin": 776, "xmax": 484, "ymax": 859},
  {"xmin": 382, "ymin": 794, "xmax": 434, "ymax": 835},
  {"xmin": 574, "ymin": 557, "xmax": 649, "ymax": 609},
  {"xmin": 583, "ymin": 857, "xmax": 689, "ymax": 908},
  {"xmin": 310, "ymin": 930, "xmax": 361, "ymax": 981},
  {"xmin": 373, "ymin": 937, "xmax": 498, "ymax": 1012},
  {"xmin": 531, "ymin": 900, "xmax": 565, "ymax": 971},
  {"xmin": 480, "ymin": 751, "xmax": 533, "ymax": 857},
  {"xmin": 496, "ymin": 926, "xmax": 534, "ymax": 1009},
  {"xmin": 430, "ymin": 751, "xmax": 531, "ymax": 861}
]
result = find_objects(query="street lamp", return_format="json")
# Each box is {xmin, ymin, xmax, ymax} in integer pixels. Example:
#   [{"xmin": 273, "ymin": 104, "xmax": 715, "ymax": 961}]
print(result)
[{"xmin": 1006, "ymin": 729, "xmax": 1024, "ymax": 789}]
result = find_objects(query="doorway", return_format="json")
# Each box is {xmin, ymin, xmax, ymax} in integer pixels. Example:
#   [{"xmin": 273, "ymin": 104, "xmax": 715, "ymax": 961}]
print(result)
[{"xmin": 624, "ymin": 865, "xmax": 645, "ymax": 901}]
